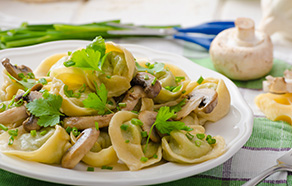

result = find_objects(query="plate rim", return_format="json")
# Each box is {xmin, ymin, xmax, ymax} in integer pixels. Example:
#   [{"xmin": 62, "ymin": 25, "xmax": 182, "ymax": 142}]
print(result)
[{"xmin": 0, "ymin": 40, "xmax": 253, "ymax": 186}]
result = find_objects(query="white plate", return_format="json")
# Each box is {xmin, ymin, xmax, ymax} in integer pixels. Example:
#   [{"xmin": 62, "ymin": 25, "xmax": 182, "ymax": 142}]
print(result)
[{"xmin": 0, "ymin": 40, "xmax": 253, "ymax": 186}]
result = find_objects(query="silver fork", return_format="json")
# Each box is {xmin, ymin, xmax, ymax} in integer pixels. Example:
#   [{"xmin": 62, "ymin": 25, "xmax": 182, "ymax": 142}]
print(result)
[{"xmin": 243, "ymin": 148, "xmax": 292, "ymax": 186}]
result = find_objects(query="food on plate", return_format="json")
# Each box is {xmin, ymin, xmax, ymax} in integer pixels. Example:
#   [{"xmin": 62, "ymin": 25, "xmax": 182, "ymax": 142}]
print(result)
[
  {"xmin": 255, "ymin": 70, "xmax": 292, "ymax": 124},
  {"xmin": 210, "ymin": 17, "xmax": 273, "ymax": 81},
  {"xmin": 0, "ymin": 36, "xmax": 231, "ymax": 171}
]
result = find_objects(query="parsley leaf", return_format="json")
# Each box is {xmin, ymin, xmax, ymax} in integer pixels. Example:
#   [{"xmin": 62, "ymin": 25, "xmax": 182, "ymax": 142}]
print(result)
[
  {"xmin": 26, "ymin": 93, "xmax": 63, "ymax": 127},
  {"xmin": 154, "ymin": 106, "xmax": 192, "ymax": 135},
  {"xmin": 144, "ymin": 106, "xmax": 192, "ymax": 152},
  {"xmin": 169, "ymin": 98, "xmax": 187, "ymax": 113},
  {"xmin": 135, "ymin": 62, "xmax": 165, "ymax": 75},
  {"xmin": 82, "ymin": 83, "xmax": 112, "ymax": 115},
  {"xmin": 64, "ymin": 36, "xmax": 106, "ymax": 72}
]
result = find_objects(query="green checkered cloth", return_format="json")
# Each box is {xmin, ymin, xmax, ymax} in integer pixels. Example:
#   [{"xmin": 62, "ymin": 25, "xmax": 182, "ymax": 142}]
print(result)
[{"xmin": 1, "ymin": 118, "xmax": 291, "ymax": 186}]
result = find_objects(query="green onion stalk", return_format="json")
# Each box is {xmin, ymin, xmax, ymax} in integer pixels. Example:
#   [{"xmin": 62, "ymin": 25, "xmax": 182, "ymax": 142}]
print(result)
[{"xmin": 0, "ymin": 20, "xmax": 179, "ymax": 50}]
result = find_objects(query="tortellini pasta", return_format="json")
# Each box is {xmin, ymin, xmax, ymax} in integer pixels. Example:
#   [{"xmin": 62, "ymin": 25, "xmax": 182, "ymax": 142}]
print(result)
[
  {"xmin": 0, "ymin": 125, "xmax": 71, "ymax": 164},
  {"xmin": 70, "ymin": 131, "xmax": 119, "ymax": 167},
  {"xmin": 109, "ymin": 111, "xmax": 162, "ymax": 171},
  {"xmin": 162, "ymin": 126, "xmax": 225, "ymax": 164},
  {"xmin": 0, "ymin": 39, "xmax": 231, "ymax": 172}
]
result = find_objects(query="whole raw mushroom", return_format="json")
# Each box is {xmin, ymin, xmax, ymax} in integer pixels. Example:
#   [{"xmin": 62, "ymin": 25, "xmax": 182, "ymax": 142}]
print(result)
[{"xmin": 210, "ymin": 17, "xmax": 273, "ymax": 80}]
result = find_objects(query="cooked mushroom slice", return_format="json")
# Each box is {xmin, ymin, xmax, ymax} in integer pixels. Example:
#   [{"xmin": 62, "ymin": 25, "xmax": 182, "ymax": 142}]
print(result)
[
  {"xmin": 15, "ymin": 90, "xmax": 43, "ymax": 103},
  {"xmin": 63, "ymin": 113, "xmax": 114, "ymax": 130},
  {"xmin": 1, "ymin": 58, "xmax": 33, "ymax": 80},
  {"xmin": 175, "ymin": 89, "xmax": 218, "ymax": 120},
  {"xmin": 0, "ymin": 105, "xmax": 28, "ymax": 125},
  {"xmin": 132, "ymin": 72, "xmax": 162, "ymax": 98},
  {"xmin": 62, "ymin": 128, "xmax": 100, "ymax": 169},
  {"xmin": 22, "ymin": 115, "xmax": 41, "ymax": 132},
  {"xmin": 120, "ymin": 86, "xmax": 146, "ymax": 111},
  {"xmin": 138, "ymin": 110, "xmax": 160, "ymax": 143}
]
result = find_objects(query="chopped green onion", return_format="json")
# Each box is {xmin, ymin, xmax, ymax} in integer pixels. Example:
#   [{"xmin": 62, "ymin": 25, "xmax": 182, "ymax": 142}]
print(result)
[
  {"xmin": 40, "ymin": 130, "xmax": 47, "ymax": 136},
  {"xmin": 141, "ymin": 131, "xmax": 148, "ymax": 138},
  {"xmin": 0, "ymin": 103, "xmax": 6, "ymax": 112},
  {"xmin": 186, "ymin": 132, "xmax": 194, "ymax": 140},
  {"xmin": 38, "ymin": 78, "xmax": 47, "ymax": 85},
  {"xmin": 144, "ymin": 74, "xmax": 149, "ymax": 80},
  {"xmin": 18, "ymin": 73, "xmax": 25, "ymax": 79},
  {"xmin": 0, "ymin": 124, "xmax": 8, "ymax": 131},
  {"xmin": 87, "ymin": 167, "xmax": 94, "ymax": 172},
  {"xmin": 65, "ymin": 126, "xmax": 72, "ymax": 134},
  {"xmin": 64, "ymin": 60, "xmax": 76, "ymax": 67},
  {"xmin": 207, "ymin": 138, "xmax": 216, "ymax": 145},
  {"xmin": 101, "ymin": 165, "xmax": 113, "ymax": 170},
  {"xmin": 15, "ymin": 99, "xmax": 24, "ymax": 107},
  {"xmin": 171, "ymin": 85, "xmax": 182, "ymax": 92},
  {"xmin": 120, "ymin": 124, "xmax": 129, "ymax": 131},
  {"xmin": 153, "ymin": 154, "xmax": 158, "ymax": 159},
  {"xmin": 125, "ymin": 139, "xmax": 130, "ymax": 143},
  {"xmin": 8, "ymin": 136, "xmax": 14, "ymax": 145},
  {"xmin": 182, "ymin": 90, "xmax": 186, "ymax": 94},
  {"xmin": 30, "ymin": 130, "xmax": 37, "ymax": 137},
  {"xmin": 95, "ymin": 122, "xmax": 99, "ymax": 130},
  {"xmin": 8, "ymin": 129, "xmax": 18, "ymax": 137},
  {"xmin": 118, "ymin": 102, "xmax": 127, "ymax": 108},
  {"xmin": 197, "ymin": 76, "xmax": 204, "ymax": 84},
  {"xmin": 106, "ymin": 75, "xmax": 111, "ymax": 79},
  {"xmin": 140, "ymin": 157, "xmax": 148, "ymax": 162},
  {"xmin": 131, "ymin": 118, "xmax": 143, "ymax": 126},
  {"xmin": 131, "ymin": 110, "xmax": 139, "ymax": 114},
  {"xmin": 195, "ymin": 140, "xmax": 202, "ymax": 147},
  {"xmin": 151, "ymin": 77, "xmax": 157, "ymax": 86},
  {"xmin": 196, "ymin": 133, "xmax": 205, "ymax": 140},
  {"xmin": 78, "ymin": 84, "xmax": 86, "ymax": 93},
  {"xmin": 72, "ymin": 127, "xmax": 80, "ymax": 137},
  {"xmin": 27, "ymin": 72, "xmax": 35, "ymax": 79},
  {"xmin": 175, "ymin": 76, "xmax": 185, "ymax": 82}
]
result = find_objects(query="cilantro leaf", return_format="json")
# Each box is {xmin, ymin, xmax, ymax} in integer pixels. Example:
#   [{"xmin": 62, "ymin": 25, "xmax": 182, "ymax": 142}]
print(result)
[
  {"xmin": 154, "ymin": 106, "xmax": 192, "ymax": 135},
  {"xmin": 64, "ymin": 36, "xmax": 106, "ymax": 72},
  {"xmin": 26, "ymin": 93, "xmax": 63, "ymax": 127},
  {"xmin": 82, "ymin": 83, "xmax": 111, "ymax": 115},
  {"xmin": 135, "ymin": 62, "xmax": 165, "ymax": 75}
]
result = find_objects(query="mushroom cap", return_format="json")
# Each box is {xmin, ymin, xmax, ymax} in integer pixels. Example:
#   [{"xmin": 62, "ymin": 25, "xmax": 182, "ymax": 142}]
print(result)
[
  {"xmin": 210, "ymin": 17, "xmax": 273, "ymax": 80},
  {"xmin": 1, "ymin": 58, "xmax": 33, "ymax": 80},
  {"xmin": 22, "ymin": 115, "xmax": 41, "ymax": 132}
]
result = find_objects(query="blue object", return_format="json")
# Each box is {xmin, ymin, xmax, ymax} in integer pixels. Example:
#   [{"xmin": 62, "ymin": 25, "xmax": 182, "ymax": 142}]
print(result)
[{"xmin": 107, "ymin": 21, "xmax": 235, "ymax": 50}]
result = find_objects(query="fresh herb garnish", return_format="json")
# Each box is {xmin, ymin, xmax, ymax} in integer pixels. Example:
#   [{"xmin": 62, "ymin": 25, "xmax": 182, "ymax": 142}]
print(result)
[
  {"xmin": 87, "ymin": 167, "xmax": 94, "ymax": 172},
  {"xmin": 0, "ymin": 103, "xmax": 6, "ymax": 112},
  {"xmin": 197, "ymin": 76, "xmax": 204, "ymax": 84},
  {"xmin": 144, "ymin": 106, "xmax": 192, "ymax": 152},
  {"xmin": 26, "ymin": 93, "xmax": 64, "ymax": 127},
  {"xmin": 64, "ymin": 36, "xmax": 106, "ymax": 72},
  {"xmin": 169, "ymin": 98, "xmax": 186, "ymax": 113},
  {"xmin": 83, "ymin": 83, "xmax": 112, "ymax": 115},
  {"xmin": 140, "ymin": 157, "xmax": 148, "ymax": 162},
  {"xmin": 101, "ymin": 165, "xmax": 113, "ymax": 170},
  {"xmin": 175, "ymin": 76, "xmax": 185, "ymax": 83},
  {"xmin": 7, "ymin": 73, "xmax": 36, "ymax": 90},
  {"xmin": 135, "ymin": 62, "xmax": 165, "ymax": 75},
  {"xmin": 0, "ymin": 124, "xmax": 8, "ymax": 131}
]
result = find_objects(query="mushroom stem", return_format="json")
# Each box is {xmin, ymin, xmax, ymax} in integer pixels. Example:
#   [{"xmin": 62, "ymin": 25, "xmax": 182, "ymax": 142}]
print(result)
[
  {"xmin": 63, "ymin": 113, "xmax": 114, "ymax": 130},
  {"xmin": 235, "ymin": 17, "xmax": 255, "ymax": 42},
  {"xmin": 120, "ymin": 86, "xmax": 146, "ymax": 111},
  {"xmin": 0, "ymin": 105, "xmax": 28, "ymax": 125}
]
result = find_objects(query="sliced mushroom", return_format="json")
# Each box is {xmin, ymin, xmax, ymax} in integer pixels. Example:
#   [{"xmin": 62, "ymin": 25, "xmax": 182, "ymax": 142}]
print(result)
[
  {"xmin": 138, "ymin": 110, "xmax": 160, "ymax": 143},
  {"xmin": 62, "ymin": 128, "xmax": 100, "ymax": 169},
  {"xmin": 63, "ymin": 113, "xmax": 114, "ymax": 130},
  {"xmin": 132, "ymin": 72, "xmax": 162, "ymax": 98},
  {"xmin": 0, "ymin": 105, "xmax": 28, "ymax": 125},
  {"xmin": 22, "ymin": 115, "xmax": 41, "ymax": 132},
  {"xmin": 15, "ymin": 90, "xmax": 43, "ymax": 103},
  {"xmin": 1, "ymin": 58, "xmax": 33, "ymax": 80},
  {"xmin": 120, "ymin": 85, "xmax": 146, "ymax": 111},
  {"xmin": 175, "ymin": 89, "xmax": 218, "ymax": 120}
]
